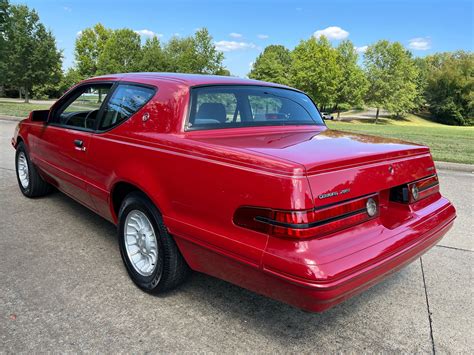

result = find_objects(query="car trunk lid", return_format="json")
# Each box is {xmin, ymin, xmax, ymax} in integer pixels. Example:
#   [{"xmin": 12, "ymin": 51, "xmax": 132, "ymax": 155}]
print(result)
[{"xmin": 189, "ymin": 127, "xmax": 436, "ymax": 207}]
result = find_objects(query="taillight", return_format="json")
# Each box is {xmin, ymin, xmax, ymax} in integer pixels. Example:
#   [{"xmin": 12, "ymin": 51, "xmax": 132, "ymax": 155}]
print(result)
[
  {"xmin": 233, "ymin": 194, "xmax": 379, "ymax": 239},
  {"xmin": 390, "ymin": 175, "xmax": 439, "ymax": 204}
]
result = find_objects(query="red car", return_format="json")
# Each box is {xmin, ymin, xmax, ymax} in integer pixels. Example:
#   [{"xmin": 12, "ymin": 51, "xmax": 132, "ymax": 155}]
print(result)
[{"xmin": 12, "ymin": 73, "xmax": 455, "ymax": 312}]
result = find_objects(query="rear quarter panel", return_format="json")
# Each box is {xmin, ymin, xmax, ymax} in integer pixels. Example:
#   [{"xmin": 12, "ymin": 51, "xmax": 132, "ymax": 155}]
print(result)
[
  {"xmin": 88, "ymin": 134, "xmax": 314, "ymax": 266},
  {"xmin": 86, "ymin": 82, "xmax": 313, "ymax": 266}
]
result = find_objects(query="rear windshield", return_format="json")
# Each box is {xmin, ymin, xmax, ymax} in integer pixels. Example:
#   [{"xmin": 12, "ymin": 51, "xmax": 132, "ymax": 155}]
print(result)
[{"xmin": 187, "ymin": 85, "xmax": 324, "ymax": 130}]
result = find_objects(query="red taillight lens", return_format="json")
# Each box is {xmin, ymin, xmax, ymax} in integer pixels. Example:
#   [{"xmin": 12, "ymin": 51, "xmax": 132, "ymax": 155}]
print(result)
[
  {"xmin": 233, "ymin": 194, "xmax": 379, "ymax": 239},
  {"xmin": 390, "ymin": 174, "xmax": 439, "ymax": 204},
  {"xmin": 408, "ymin": 175, "xmax": 439, "ymax": 203}
]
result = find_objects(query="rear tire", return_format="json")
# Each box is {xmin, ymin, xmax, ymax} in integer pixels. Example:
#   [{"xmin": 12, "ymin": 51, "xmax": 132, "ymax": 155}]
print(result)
[
  {"xmin": 118, "ymin": 191, "xmax": 190, "ymax": 293},
  {"xmin": 15, "ymin": 142, "xmax": 52, "ymax": 198}
]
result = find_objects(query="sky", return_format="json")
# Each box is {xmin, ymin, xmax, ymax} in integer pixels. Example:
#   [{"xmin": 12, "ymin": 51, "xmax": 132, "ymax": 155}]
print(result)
[{"xmin": 12, "ymin": 0, "xmax": 474, "ymax": 77}]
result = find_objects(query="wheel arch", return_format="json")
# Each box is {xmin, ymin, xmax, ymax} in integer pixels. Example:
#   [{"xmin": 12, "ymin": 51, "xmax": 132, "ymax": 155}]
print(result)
[
  {"xmin": 15, "ymin": 135, "xmax": 24, "ymax": 146},
  {"xmin": 110, "ymin": 180, "xmax": 165, "ymax": 223},
  {"xmin": 13, "ymin": 119, "xmax": 29, "ymax": 149}
]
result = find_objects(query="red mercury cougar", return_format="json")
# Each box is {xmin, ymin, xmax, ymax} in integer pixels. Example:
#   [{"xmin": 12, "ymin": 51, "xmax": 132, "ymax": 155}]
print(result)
[{"xmin": 12, "ymin": 73, "xmax": 456, "ymax": 312}]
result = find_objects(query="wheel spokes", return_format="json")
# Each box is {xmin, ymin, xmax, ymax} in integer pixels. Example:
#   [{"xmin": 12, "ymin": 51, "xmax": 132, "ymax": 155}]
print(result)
[
  {"xmin": 123, "ymin": 210, "xmax": 159, "ymax": 276},
  {"xmin": 17, "ymin": 152, "xmax": 29, "ymax": 188}
]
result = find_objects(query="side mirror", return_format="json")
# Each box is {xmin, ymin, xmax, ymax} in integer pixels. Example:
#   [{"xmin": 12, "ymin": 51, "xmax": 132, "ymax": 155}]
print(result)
[{"xmin": 29, "ymin": 110, "xmax": 50, "ymax": 122}]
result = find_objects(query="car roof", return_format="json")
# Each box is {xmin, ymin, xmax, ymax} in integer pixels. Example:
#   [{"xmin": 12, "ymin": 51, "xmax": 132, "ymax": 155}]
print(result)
[{"xmin": 88, "ymin": 72, "xmax": 290, "ymax": 88}]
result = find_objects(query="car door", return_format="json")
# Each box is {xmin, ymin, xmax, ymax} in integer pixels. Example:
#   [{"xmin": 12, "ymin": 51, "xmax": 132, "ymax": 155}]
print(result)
[
  {"xmin": 85, "ymin": 83, "xmax": 157, "ymax": 219},
  {"xmin": 32, "ymin": 83, "xmax": 114, "ymax": 209}
]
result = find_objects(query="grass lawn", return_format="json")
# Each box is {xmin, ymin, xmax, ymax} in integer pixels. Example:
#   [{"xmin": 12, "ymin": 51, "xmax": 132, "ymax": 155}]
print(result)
[
  {"xmin": 326, "ymin": 114, "xmax": 474, "ymax": 164},
  {"xmin": 0, "ymin": 100, "xmax": 53, "ymax": 118}
]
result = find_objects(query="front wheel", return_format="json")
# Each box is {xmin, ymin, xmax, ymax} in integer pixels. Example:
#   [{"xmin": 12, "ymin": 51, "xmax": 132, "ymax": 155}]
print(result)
[
  {"xmin": 118, "ymin": 191, "xmax": 190, "ymax": 293},
  {"xmin": 15, "ymin": 142, "xmax": 52, "ymax": 198}
]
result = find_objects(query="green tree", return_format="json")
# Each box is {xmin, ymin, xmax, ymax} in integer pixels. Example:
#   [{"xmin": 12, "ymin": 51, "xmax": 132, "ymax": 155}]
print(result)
[
  {"xmin": 413, "ymin": 57, "xmax": 429, "ymax": 110},
  {"xmin": 364, "ymin": 40, "xmax": 419, "ymax": 122},
  {"xmin": 75, "ymin": 23, "xmax": 111, "ymax": 78},
  {"xmin": 215, "ymin": 68, "xmax": 231, "ymax": 76},
  {"xmin": 0, "ymin": 0, "xmax": 8, "ymax": 38},
  {"xmin": 248, "ymin": 45, "xmax": 292, "ymax": 85},
  {"xmin": 291, "ymin": 36, "xmax": 341, "ymax": 110},
  {"xmin": 3, "ymin": 4, "xmax": 62, "ymax": 102},
  {"xmin": 59, "ymin": 67, "xmax": 82, "ymax": 93},
  {"xmin": 138, "ymin": 36, "xmax": 167, "ymax": 72},
  {"xmin": 72, "ymin": 26, "xmax": 227, "ymax": 77},
  {"xmin": 193, "ymin": 28, "xmax": 225, "ymax": 74},
  {"xmin": 163, "ymin": 29, "xmax": 226, "ymax": 74},
  {"xmin": 162, "ymin": 35, "xmax": 195, "ymax": 73},
  {"xmin": 0, "ymin": 0, "xmax": 11, "ymax": 87},
  {"xmin": 335, "ymin": 40, "xmax": 368, "ymax": 117},
  {"xmin": 97, "ymin": 28, "xmax": 142, "ymax": 74},
  {"xmin": 422, "ymin": 51, "xmax": 473, "ymax": 125}
]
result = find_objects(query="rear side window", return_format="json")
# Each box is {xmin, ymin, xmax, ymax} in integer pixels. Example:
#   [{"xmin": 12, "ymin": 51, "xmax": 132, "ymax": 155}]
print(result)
[
  {"xmin": 187, "ymin": 85, "xmax": 323, "ymax": 130},
  {"xmin": 99, "ymin": 84, "xmax": 155, "ymax": 130}
]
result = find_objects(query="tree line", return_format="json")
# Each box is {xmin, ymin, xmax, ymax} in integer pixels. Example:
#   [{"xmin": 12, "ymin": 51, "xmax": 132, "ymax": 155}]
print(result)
[
  {"xmin": 0, "ymin": 1, "xmax": 227, "ymax": 102},
  {"xmin": 0, "ymin": 0, "xmax": 472, "ymax": 125},
  {"xmin": 63, "ymin": 25, "xmax": 228, "ymax": 99},
  {"xmin": 249, "ymin": 39, "xmax": 473, "ymax": 126},
  {"xmin": 70, "ymin": 24, "xmax": 228, "ymax": 83}
]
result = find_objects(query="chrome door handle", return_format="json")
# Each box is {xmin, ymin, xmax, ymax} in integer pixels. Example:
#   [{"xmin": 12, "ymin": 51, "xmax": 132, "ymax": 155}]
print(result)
[{"xmin": 74, "ymin": 139, "xmax": 86, "ymax": 151}]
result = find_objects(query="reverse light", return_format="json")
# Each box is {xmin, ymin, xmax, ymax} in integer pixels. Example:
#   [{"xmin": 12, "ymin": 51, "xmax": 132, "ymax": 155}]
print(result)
[
  {"xmin": 233, "ymin": 194, "xmax": 379, "ymax": 239},
  {"xmin": 366, "ymin": 198, "xmax": 378, "ymax": 217},
  {"xmin": 411, "ymin": 184, "xmax": 420, "ymax": 201}
]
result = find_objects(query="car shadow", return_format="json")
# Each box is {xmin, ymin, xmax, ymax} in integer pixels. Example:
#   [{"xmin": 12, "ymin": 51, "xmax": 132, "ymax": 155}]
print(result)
[{"xmin": 174, "ymin": 271, "xmax": 409, "ymax": 342}]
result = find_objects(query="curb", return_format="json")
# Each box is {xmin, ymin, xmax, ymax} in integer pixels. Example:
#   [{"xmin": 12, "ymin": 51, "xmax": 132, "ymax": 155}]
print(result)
[
  {"xmin": 0, "ymin": 115, "xmax": 23, "ymax": 122},
  {"xmin": 435, "ymin": 161, "xmax": 474, "ymax": 173}
]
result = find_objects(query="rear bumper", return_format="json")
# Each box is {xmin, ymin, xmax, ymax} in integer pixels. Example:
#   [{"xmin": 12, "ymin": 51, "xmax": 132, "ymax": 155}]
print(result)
[
  {"xmin": 173, "ymin": 196, "xmax": 455, "ymax": 313},
  {"xmin": 261, "ymin": 197, "xmax": 456, "ymax": 312},
  {"xmin": 273, "ymin": 217, "xmax": 452, "ymax": 312}
]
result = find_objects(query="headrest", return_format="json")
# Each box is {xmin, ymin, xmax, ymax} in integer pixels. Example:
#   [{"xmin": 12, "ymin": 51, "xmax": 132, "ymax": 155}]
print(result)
[{"xmin": 196, "ymin": 103, "xmax": 227, "ymax": 123}]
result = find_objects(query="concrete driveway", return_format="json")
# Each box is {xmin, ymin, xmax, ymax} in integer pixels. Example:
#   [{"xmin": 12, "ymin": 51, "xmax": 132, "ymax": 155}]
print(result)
[{"xmin": 0, "ymin": 119, "xmax": 472, "ymax": 353}]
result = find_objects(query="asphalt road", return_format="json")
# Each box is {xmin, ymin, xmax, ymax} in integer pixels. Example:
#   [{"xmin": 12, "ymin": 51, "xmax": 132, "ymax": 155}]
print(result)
[{"xmin": 0, "ymin": 119, "xmax": 472, "ymax": 353}]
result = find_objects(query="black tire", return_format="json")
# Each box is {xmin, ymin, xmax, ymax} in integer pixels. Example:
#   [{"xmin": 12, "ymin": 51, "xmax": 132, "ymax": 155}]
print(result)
[
  {"xmin": 118, "ymin": 191, "xmax": 190, "ymax": 293},
  {"xmin": 15, "ymin": 142, "xmax": 52, "ymax": 198}
]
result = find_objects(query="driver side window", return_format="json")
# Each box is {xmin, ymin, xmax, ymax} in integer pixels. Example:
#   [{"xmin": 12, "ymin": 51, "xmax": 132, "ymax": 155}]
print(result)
[{"xmin": 55, "ymin": 84, "xmax": 112, "ymax": 130}]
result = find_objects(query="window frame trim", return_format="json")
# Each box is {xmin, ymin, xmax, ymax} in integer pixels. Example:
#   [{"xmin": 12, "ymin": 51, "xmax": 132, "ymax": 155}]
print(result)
[{"xmin": 48, "ymin": 81, "xmax": 118, "ymax": 132}]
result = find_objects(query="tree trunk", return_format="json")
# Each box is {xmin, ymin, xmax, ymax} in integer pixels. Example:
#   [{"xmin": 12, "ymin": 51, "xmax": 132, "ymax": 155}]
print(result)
[
  {"xmin": 19, "ymin": 88, "xmax": 22, "ymax": 100},
  {"xmin": 375, "ymin": 107, "xmax": 379, "ymax": 124},
  {"xmin": 24, "ymin": 88, "xmax": 29, "ymax": 103}
]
